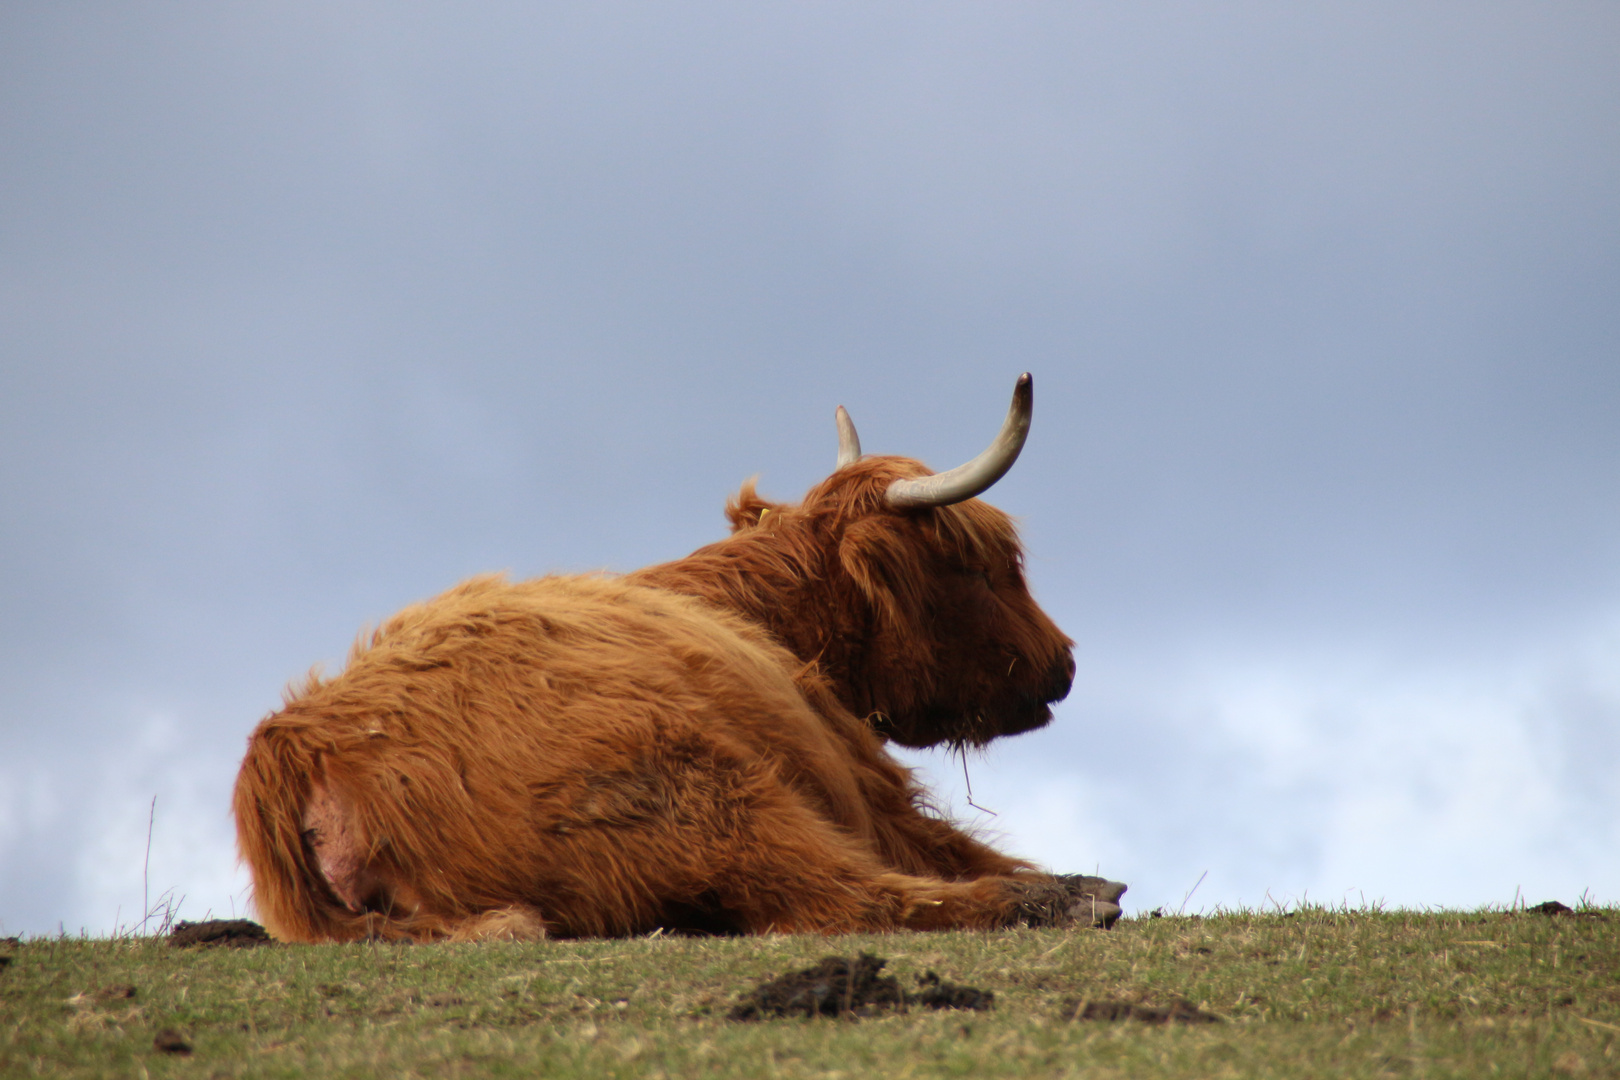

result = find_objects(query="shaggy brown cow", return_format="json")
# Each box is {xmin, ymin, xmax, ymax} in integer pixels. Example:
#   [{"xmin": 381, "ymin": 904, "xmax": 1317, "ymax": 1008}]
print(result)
[{"xmin": 234, "ymin": 374, "xmax": 1125, "ymax": 942}]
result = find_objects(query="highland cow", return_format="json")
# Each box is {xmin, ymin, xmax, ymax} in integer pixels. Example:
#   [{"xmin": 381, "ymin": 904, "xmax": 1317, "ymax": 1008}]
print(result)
[{"xmin": 233, "ymin": 374, "xmax": 1124, "ymax": 942}]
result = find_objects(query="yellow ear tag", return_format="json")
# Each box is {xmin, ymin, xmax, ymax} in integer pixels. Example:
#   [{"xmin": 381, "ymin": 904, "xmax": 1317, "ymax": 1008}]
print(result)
[{"xmin": 757, "ymin": 508, "xmax": 770, "ymax": 525}]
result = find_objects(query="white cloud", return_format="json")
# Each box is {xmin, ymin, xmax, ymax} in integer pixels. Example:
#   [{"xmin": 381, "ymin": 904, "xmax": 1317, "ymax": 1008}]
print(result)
[{"xmin": 901, "ymin": 619, "xmax": 1620, "ymax": 914}]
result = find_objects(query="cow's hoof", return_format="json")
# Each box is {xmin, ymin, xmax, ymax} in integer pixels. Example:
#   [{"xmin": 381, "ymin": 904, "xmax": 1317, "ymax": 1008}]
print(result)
[
  {"xmin": 1056, "ymin": 875, "xmax": 1127, "ymax": 929},
  {"xmin": 1010, "ymin": 880, "xmax": 1127, "ymax": 932},
  {"xmin": 1010, "ymin": 876, "xmax": 1128, "ymax": 929}
]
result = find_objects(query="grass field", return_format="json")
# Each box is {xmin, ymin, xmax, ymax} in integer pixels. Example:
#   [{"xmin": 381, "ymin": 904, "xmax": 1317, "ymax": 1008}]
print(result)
[{"xmin": 3, "ymin": 905, "xmax": 1616, "ymax": 1078}]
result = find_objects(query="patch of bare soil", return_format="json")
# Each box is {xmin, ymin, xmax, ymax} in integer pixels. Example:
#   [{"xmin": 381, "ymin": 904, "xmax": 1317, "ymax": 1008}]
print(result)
[
  {"xmin": 167, "ymin": 919, "xmax": 271, "ymax": 948},
  {"xmin": 728, "ymin": 953, "xmax": 993, "ymax": 1020},
  {"xmin": 1064, "ymin": 999, "xmax": 1222, "ymax": 1024}
]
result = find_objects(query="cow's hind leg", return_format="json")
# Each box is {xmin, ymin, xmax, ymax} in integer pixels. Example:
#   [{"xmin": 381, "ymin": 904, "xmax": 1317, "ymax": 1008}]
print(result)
[{"xmin": 445, "ymin": 906, "xmax": 548, "ymax": 942}]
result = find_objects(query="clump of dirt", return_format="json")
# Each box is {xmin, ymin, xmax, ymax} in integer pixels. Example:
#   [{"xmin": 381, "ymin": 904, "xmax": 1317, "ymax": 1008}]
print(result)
[
  {"xmin": 729, "ymin": 954, "xmax": 993, "ymax": 1020},
  {"xmin": 168, "ymin": 919, "xmax": 271, "ymax": 948},
  {"xmin": 152, "ymin": 1028, "xmax": 192, "ymax": 1055},
  {"xmin": 730, "ymin": 954, "xmax": 905, "ymax": 1019},
  {"xmin": 1521, "ymin": 900, "xmax": 1611, "ymax": 920},
  {"xmin": 1065, "ymin": 999, "xmax": 1222, "ymax": 1024},
  {"xmin": 913, "ymin": 970, "xmax": 994, "ymax": 1011}
]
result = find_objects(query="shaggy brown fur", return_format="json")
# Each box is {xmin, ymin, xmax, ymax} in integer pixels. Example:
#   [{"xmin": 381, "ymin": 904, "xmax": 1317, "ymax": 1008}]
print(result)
[{"xmin": 234, "ymin": 456, "xmax": 1087, "ymax": 943}]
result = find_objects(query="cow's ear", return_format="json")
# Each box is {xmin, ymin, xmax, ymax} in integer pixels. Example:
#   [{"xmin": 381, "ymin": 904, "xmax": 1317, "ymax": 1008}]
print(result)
[
  {"xmin": 837, "ymin": 517, "xmax": 924, "ymax": 634},
  {"xmin": 725, "ymin": 479, "xmax": 785, "ymax": 533}
]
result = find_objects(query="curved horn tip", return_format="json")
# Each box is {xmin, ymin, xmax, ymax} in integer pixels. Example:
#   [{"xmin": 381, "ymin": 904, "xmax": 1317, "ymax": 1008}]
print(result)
[
  {"xmin": 1007, "ymin": 373, "xmax": 1033, "ymax": 416},
  {"xmin": 883, "ymin": 373, "xmax": 1035, "ymax": 510}
]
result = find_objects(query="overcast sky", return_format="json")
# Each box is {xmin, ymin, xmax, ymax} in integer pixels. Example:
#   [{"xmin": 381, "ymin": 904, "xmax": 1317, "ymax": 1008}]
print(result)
[{"xmin": 2, "ymin": 3, "xmax": 1617, "ymax": 936}]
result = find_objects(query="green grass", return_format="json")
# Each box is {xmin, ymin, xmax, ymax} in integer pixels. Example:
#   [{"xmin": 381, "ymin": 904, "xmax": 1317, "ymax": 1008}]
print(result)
[{"xmin": 3, "ymin": 906, "xmax": 1617, "ymax": 1078}]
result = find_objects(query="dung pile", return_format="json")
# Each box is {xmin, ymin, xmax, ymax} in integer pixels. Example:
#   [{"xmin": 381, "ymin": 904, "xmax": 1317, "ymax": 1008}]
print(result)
[
  {"xmin": 168, "ymin": 920, "xmax": 272, "ymax": 948},
  {"xmin": 729, "ymin": 953, "xmax": 992, "ymax": 1020}
]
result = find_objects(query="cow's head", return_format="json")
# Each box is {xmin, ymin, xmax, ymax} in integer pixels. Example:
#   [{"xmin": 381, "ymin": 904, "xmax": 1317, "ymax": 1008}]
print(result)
[{"xmin": 721, "ymin": 375, "xmax": 1075, "ymax": 749}]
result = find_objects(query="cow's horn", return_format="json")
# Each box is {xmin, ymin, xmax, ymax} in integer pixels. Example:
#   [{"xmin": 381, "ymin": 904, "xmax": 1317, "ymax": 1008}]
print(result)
[
  {"xmin": 834, "ymin": 405, "xmax": 862, "ymax": 469},
  {"xmin": 885, "ymin": 373, "xmax": 1033, "ymax": 509}
]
